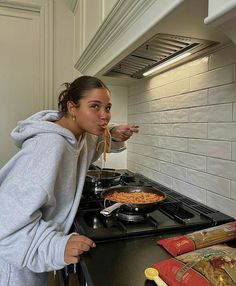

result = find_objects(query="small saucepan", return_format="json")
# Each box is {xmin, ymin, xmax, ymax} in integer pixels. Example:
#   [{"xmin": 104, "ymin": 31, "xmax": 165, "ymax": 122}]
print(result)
[
  {"xmin": 100, "ymin": 186, "xmax": 166, "ymax": 216},
  {"xmin": 86, "ymin": 170, "xmax": 122, "ymax": 190}
]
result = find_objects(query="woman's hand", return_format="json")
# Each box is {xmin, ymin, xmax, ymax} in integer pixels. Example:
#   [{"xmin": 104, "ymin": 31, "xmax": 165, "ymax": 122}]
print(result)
[
  {"xmin": 64, "ymin": 234, "xmax": 96, "ymax": 264},
  {"xmin": 110, "ymin": 125, "xmax": 139, "ymax": 142}
]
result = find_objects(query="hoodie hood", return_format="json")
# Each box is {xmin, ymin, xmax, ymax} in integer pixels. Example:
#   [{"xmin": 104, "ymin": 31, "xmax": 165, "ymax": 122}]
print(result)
[{"xmin": 11, "ymin": 110, "xmax": 78, "ymax": 148}]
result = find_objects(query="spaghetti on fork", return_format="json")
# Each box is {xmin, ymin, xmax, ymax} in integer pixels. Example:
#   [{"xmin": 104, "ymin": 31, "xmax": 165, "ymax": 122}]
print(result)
[{"xmin": 96, "ymin": 125, "xmax": 112, "ymax": 161}]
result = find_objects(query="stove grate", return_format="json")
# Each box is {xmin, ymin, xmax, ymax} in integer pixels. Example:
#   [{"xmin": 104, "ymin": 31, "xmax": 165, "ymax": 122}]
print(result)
[{"xmin": 189, "ymin": 204, "xmax": 216, "ymax": 215}]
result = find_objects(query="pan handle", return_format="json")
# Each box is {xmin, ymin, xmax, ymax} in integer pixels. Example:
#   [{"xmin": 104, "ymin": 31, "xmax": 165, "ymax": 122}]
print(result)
[{"xmin": 100, "ymin": 203, "xmax": 124, "ymax": 216}]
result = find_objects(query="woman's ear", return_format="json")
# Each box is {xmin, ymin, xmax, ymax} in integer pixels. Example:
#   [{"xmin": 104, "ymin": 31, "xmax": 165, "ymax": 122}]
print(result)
[{"xmin": 67, "ymin": 101, "xmax": 77, "ymax": 117}]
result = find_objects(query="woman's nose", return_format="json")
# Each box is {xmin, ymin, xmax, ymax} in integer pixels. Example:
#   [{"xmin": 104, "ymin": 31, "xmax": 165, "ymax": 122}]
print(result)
[{"xmin": 99, "ymin": 108, "xmax": 109, "ymax": 119}]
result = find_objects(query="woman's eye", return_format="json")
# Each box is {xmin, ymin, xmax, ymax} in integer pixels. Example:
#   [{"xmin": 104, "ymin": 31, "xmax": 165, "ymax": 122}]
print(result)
[
  {"xmin": 90, "ymin": 104, "xmax": 100, "ymax": 110},
  {"xmin": 106, "ymin": 106, "xmax": 111, "ymax": 112}
]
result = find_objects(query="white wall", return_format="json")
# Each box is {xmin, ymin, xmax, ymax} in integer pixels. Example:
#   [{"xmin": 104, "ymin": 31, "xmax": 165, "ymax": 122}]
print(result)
[{"xmin": 127, "ymin": 43, "xmax": 236, "ymax": 219}]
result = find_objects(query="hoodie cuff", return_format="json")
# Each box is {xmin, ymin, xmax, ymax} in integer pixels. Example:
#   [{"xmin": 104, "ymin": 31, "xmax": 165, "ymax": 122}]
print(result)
[
  {"xmin": 111, "ymin": 141, "xmax": 126, "ymax": 152},
  {"xmin": 54, "ymin": 232, "xmax": 76, "ymax": 268}
]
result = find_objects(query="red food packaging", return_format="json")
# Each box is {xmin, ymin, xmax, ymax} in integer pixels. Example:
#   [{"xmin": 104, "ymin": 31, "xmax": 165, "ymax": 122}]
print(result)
[
  {"xmin": 153, "ymin": 245, "xmax": 236, "ymax": 286},
  {"xmin": 157, "ymin": 221, "xmax": 236, "ymax": 256}
]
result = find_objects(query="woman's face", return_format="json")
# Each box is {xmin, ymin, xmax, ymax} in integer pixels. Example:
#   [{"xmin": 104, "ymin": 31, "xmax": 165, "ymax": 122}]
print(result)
[{"xmin": 74, "ymin": 88, "xmax": 112, "ymax": 136}]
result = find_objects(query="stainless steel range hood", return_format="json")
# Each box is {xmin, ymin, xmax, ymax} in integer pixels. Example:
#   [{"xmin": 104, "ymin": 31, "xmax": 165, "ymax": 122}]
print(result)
[
  {"xmin": 75, "ymin": 0, "xmax": 235, "ymax": 82},
  {"xmin": 104, "ymin": 33, "xmax": 218, "ymax": 79}
]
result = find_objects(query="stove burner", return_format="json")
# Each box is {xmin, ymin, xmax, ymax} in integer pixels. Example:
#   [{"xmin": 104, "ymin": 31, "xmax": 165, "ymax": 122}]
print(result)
[
  {"xmin": 74, "ymin": 169, "xmax": 234, "ymax": 242},
  {"xmin": 116, "ymin": 211, "xmax": 146, "ymax": 222}
]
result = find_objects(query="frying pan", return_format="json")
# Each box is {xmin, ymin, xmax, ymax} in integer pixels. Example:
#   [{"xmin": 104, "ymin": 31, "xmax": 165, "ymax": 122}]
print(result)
[{"xmin": 100, "ymin": 186, "xmax": 166, "ymax": 216}]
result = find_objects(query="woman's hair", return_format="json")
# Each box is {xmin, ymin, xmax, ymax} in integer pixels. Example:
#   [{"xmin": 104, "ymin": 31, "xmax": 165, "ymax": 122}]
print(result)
[{"xmin": 58, "ymin": 75, "xmax": 109, "ymax": 115}]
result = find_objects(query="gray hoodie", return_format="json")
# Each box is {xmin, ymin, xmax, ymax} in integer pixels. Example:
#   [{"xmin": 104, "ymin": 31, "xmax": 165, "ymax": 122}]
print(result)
[{"xmin": 0, "ymin": 110, "xmax": 124, "ymax": 286}]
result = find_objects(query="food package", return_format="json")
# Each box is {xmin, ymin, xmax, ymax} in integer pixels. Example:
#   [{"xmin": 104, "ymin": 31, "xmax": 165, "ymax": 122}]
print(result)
[
  {"xmin": 157, "ymin": 222, "xmax": 236, "ymax": 256},
  {"xmin": 153, "ymin": 244, "xmax": 236, "ymax": 286}
]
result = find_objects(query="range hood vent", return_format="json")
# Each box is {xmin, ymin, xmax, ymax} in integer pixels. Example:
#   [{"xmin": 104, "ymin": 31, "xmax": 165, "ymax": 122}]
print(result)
[{"xmin": 104, "ymin": 33, "xmax": 218, "ymax": 79}]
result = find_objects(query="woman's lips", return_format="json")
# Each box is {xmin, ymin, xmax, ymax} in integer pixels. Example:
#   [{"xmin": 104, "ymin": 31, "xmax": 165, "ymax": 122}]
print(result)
[{"xmin": 98, "ymin": 124, "xmax": 107, "ymax": 129}]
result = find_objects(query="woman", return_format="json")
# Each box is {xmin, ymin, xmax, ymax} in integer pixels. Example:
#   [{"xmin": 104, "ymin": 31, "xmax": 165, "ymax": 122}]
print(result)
[{"xmin": 0, "ymin": 75, "xmax": 138, "ymax": 286}]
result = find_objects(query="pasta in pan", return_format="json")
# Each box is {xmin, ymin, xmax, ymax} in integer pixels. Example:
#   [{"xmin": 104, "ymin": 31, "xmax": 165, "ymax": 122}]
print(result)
[{"xmin": 105, "ymin": 191, "xmax": 164, "ymax": 204}]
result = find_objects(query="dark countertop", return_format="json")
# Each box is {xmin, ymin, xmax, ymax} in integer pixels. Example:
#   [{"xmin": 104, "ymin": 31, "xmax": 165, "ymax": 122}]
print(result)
[
  {"xmin": 78, "ymin": 233, "xmax": 178, "ymax": 286},
  {"xmin": 78, "ymin": 233, "xmax": 236, "ymax": 286}
]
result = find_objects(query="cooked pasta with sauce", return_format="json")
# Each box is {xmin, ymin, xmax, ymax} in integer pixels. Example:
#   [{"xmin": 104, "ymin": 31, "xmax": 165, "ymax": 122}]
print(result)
[{"xmin": 105, "ymin": 191, "xmax": 164, "ymax": 204}]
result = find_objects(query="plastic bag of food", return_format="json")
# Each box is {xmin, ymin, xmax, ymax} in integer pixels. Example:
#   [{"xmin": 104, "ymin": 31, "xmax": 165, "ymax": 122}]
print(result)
[
  {"xmin": 153, "ymin": 244, "xmax": 236, "ymax": 286},
  {"xmin": 157, "ymin": 222, "xmax": 236, "ymax": 256}
]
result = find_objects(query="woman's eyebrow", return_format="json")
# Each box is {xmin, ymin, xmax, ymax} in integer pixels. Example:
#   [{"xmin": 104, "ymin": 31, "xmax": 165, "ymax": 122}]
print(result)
[
  {"xmin": 88, "ymin": 100, "xmax": 112, "ymax": 106},
  {"xmin": 87, "ymin": 100, "xmax": 101, "ymax": 103}
]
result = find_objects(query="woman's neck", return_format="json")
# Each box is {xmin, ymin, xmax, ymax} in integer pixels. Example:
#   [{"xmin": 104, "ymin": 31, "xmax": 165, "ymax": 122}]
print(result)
[{"xmin": 56, "ymin": 116, "xmax": 83, "ymax": 140}]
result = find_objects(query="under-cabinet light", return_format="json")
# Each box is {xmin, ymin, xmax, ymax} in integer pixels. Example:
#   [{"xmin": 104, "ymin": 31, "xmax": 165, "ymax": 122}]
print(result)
[{"xmin": 143, "ymin": 52, "xmax": 192, "ymax": 77}]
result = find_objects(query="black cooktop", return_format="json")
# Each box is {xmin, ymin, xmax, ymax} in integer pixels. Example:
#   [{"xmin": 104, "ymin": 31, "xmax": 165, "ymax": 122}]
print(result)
[{"xmin": 74, "ymin": 169, "xmax": 234, "ymax": 242}]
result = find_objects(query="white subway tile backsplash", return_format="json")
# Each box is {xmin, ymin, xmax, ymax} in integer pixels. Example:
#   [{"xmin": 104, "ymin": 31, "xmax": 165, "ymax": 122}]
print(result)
[
  {"xmin": 127, "ymin": 161, "xmax": 144, "ymax": 174},
  {"xmin": 173, "ymin": 123, "xmax": 207, "ymax": 138},
  {"xmin": 172, "ymin": 151, "xmax": 206, "ymax": 171},
  {"xmin": 128, "ymin": 152, "xmax": 160, "ymax": 171},
  {"xmin": 128, "ymin": 87, "xmax": 165, "ymax": 105},
  {"xmin": 158, "ymin": 136, "xmax": 188, "ymax": 152},
  {"xmin": 171, "ymin": 90, "xmax": 208, "ymax": 109},
  {"xmin": 148, "ymin": 70, "xmax": 175, "ymax": 89},
  {"xmin": 127, "ymin": 44, "xmax": 236, "ymax": 217},
  {"xmin": 188, "ymin": 139, "xmax": 231, "ymax": 160},
  {"xmin": 234, "ymin": 64, "xmax": 236, "ymax": 82},
  {"xmin": 147, "ymin": 57, "xmax": 208, "ymax": 88},
  {"xmin": 208, "ymin": 83, "xmax": 236, "ymax": 104},
  {"xmin": 164, "ymin": 78, "xmax": 189, "ymax": 97},
  {"xmin": 207, "ymin": 157, "xmax": 236, "ymax": 180},
  {"xmin": 149, "ymin": 124, "xmax": 173, "ymax": 136},
  {"xmin": 231, "ymin": 181, "xmax": 236, "ymax": 200},
  {"xmin": 187, "ymin": 169, "xmax": 230, "ymax": 197},
  {"xmin": 208, "ymin": 123, "xmax": 236, "ymax": 141},
  {"xmin": 172, "ymin": 179, "xmax": 206, "ymax": 204},
  {"xmin": 128, "ymin": 134, "xmax": 159, "ymax": 147},
  {"xmin": 160, "ymin": 162, "xmax": 187, "ymax": 181},
  {"xmin": 189, "ymin": 104, "xmax": 232, "ymax": 122},
  {"xmin": 133, "ymin": 124, "xmax": 151, "ymax": 135},
  {"xmin": 132, "ymin": 102, "xmax": 151, "ymax": 114},
  {"xmin": 127, "ymin": 143, "xmax": 172, "ymax": 162},
  {"xmin": 171, "ymin": 57, "xmax": 209, "ymax": 80},
  {"xmin": 234, "ymin": 103, "xmax": 236, "ymax": 121},
  {"xmin": 232, "ymin": 142, "xmax": 236, "ymax": 161},
  {"xmin": 190, "ymin": 65, "xmax": 234, "ymax": 91},
  {"xmin": 128, "ymin": 78, "xmax": 149, "ymax": 96},
  {"xmin": 150, "ymin": 98, "xmax": 172, "ymax": 112},
  {"xmin": 128, "ymin": 105, "xmax": 135, "ymax": 115},
  {"xmin": 127, "ymin": 161, "xmax": 172, "ymax": 188},
  {"xmin": 209, "ymin": 44, "xmax": 236, "ymax": 70},
  {"xmin": 207, "ymin": 192, "xmax": 236, "ymax": 218},
  {"xmin": 128, "ymin": 112, "xmax": 161, "ymax": 124},
  {"xmin": 160, "ymin": 109, "xmax": 188, "ymax": 123},
  {"xmin": 144, "ymin": 168, "xmax": 172, "ymax": 188}
]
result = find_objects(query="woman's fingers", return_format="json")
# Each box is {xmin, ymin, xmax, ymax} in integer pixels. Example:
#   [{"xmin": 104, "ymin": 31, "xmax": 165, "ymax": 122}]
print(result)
[{"xmin": 64, "ymin": 235, "xmax": 96, "ymax": 264}]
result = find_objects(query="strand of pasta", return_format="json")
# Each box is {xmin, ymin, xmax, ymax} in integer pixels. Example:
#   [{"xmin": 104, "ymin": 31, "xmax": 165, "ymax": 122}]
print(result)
[{"xmin": 96, "ymin": 126, "xmax": 112, "ymax": 161}]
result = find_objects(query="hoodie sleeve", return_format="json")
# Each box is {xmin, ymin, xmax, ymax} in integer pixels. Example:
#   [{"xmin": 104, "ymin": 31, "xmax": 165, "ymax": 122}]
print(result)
[
  {"xmin": 0, "ymin": 132, "xmax": 80, "ymax": 272},
  {"xmin": 0, "ymin": 174, "xmax": 70, "ymax": 272}
]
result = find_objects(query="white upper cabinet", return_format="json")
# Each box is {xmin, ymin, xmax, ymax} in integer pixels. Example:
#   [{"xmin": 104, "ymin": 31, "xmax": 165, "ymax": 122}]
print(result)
[{"xmin": 74, "ymin": 0, "xmax": 118, "ymax": 60}]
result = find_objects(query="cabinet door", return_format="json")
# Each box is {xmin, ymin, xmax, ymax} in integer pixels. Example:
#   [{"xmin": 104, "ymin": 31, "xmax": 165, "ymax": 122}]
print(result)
[
  {"xmin": 0, "ymin": 6, "xmax": 41, "ymax": 166},
  {"xmin": 74, "ymin": 0, "xmax": 118, "ymax": 59}
]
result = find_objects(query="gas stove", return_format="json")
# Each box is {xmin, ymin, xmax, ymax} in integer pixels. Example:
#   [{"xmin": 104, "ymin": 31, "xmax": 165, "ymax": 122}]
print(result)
[{"xmin": 74, "ymin": 169, "xmax": 234, "ymax": 242}]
